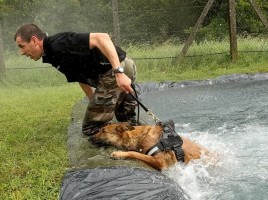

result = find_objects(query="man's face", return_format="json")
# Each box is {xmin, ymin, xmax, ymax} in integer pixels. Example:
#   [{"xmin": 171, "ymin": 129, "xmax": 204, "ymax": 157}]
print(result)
[{"xmin": 16, "ymin": 36, "xmax": 43, "ymax": 61}]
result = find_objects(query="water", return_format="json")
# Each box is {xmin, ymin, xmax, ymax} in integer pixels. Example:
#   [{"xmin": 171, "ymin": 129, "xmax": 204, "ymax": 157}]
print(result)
[{"xmin": 139, "ymin": 80, "xmax": 268, "ymax": 200}]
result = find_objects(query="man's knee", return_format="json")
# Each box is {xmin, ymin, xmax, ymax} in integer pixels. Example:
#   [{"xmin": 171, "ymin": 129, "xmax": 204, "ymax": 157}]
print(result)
[{"xmin": 115, "ymin": 93, "xmax": 137, "ymax": 124}]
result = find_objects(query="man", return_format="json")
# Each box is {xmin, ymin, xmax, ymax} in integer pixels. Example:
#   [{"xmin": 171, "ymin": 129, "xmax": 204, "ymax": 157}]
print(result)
[{"xmin": 14, "ymin": 24, "xmax": 138, "ymax": 136}]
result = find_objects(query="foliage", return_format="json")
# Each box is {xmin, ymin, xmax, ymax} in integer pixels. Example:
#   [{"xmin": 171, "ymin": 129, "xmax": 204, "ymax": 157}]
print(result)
[
  {"xmin": 1, "ymin": 0, "xmax": 113, "ymax": 50},
  {"xmin": 196, "ymin": 0, "xmax": 268, "ymax": 40},
  {"xmin": 195, "ymin": 17, "xmax": 228, "ymax": 41},
  {"xmin": 236, "ymin": 0, "xmax": 267, "ymax": 35},
  {"xmin": 118, "ymin": 0, "xmax": 201, "ymax": 44},
  {"xmin": 2, "ymin": 0, "xmax": 267, "ymax": 50}
]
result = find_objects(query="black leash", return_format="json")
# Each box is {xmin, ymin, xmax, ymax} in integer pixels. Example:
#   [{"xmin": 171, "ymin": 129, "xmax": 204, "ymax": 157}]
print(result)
[
  {"xmin": 130, "ymin": 84, "xmax": 161, "ymax": 123},
  {"xmin": 130, "ymin": 84, "xmax": 184, "ymax": 162}
]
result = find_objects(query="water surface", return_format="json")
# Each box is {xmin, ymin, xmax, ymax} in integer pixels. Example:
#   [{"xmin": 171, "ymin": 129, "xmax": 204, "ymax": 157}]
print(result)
[{"xmin": 139, "ymin": 80, "xmax": 268, "ymax": 200}]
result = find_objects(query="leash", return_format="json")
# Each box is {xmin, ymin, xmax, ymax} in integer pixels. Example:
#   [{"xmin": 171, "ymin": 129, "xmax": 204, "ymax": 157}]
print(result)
[
  {"xmin": 130, "ymin": 84, "xmax": 161, "ymax": 123},
  {"xmin": 130, "ymin": 84, "xmax": 184, "ymax": 162}
]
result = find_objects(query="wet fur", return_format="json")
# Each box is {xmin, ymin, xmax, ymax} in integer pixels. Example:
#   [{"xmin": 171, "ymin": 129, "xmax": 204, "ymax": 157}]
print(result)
[{"xmin": 90, "ymin": 122, "xmax": 210, "ymax": 171}]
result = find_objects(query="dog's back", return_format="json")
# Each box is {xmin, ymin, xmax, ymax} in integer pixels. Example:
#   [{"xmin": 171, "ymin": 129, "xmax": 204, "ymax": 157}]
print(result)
[
  {"xmin": 91, "ymin": 122, "xmax": 210, "ymax": 170},
  {"xmin": 91, "ymin": 123, "xmax": 163, "ymax": 152}
]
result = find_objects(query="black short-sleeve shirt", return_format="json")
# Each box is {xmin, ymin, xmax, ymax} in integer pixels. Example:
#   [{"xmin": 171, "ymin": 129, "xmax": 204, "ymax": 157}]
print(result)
[{"xmin": 42, "ymin": 32, "xmax": 126, "ymax": 83}]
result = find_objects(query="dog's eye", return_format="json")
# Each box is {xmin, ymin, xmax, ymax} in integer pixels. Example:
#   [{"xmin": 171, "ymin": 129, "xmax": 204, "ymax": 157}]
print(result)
[{"xmin": 101, "ymin": 128, "xmax": 107, "ymax": 133}]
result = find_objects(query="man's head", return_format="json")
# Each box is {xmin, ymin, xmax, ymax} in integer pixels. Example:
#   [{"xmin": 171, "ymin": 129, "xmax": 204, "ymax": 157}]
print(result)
[{"xmin": 14, "ymin": 24, "xmax": 46, "ymax": 61}]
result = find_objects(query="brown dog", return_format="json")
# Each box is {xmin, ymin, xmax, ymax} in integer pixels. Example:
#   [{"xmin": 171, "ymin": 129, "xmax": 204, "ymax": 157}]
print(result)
[{"xmin": 90, "ymin": 122, "xmax": 210, "ymax": 171}]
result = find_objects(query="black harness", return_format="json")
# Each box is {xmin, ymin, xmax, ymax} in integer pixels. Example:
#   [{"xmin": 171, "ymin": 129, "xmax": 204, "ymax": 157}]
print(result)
[
  {"xmin": 128, "ymin": 87, "xmax": 184, "ymax": 162},
  {"xmin": 145, "ymin": 120, "xmax": 185, "ymax": 162}
]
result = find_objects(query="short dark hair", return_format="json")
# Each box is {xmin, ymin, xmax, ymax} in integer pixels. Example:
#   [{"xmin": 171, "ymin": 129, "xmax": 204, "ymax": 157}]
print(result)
[{"xmin": 14, "ymin": 24, "xmax": 46, "ymax": 42}]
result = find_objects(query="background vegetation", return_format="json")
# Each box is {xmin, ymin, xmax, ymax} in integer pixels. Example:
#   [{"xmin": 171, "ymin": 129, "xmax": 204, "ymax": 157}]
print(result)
[
  {"xmin": 1, "ymin": 0, "xmax": 268, "ymax": 48},
  {"xmin": 1, "ymin": 0, "xmax": 268, "ymax": 199}
]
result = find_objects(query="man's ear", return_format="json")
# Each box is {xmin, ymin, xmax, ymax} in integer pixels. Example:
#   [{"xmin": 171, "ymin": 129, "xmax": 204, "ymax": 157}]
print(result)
[
  {"xmin": 31, "ymin": 36, "xmax": 39, "ymax": 45},
  {"xmin": 31, "ymin": 36, "xmax": 37, "ymax": 41}
]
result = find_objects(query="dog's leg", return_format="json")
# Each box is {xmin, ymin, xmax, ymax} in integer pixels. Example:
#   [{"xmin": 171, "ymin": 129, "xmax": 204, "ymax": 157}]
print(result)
[{"xmin": 111, "ymin": 151, "xmax": 166, "ymax": 170}]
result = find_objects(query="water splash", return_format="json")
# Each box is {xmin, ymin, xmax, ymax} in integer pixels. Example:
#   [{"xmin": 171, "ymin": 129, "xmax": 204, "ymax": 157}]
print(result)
[{"xmin": 164, "ymin": 122, "xmax": 268, "ymax": 200}]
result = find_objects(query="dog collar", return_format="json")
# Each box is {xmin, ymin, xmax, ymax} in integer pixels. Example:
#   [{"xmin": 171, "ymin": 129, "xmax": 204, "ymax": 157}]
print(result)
[{"xmin": 146, "ymin": 146, "xmax": 161, "ymax": 156}]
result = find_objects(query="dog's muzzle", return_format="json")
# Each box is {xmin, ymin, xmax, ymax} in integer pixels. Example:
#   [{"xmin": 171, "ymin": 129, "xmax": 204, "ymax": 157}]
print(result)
[{"xmin": 89, "ymin": 136, "xmax": 111, "ymax": 147}]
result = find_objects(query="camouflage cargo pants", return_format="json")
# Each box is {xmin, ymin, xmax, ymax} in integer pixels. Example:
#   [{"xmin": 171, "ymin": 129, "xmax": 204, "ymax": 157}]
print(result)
[{"xmin": 82, "ymin": 57, "xmax": 137, "ymax": 136}]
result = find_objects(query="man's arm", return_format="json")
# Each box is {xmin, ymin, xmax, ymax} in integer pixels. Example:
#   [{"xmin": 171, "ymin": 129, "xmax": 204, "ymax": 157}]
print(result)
[
  {"xmin": 79, "ymin": 83, "xmax": 95, "ymax": 99},
  {"xmin": 89, "ymin": 33, "xmax": 133, "ymax": 93}
]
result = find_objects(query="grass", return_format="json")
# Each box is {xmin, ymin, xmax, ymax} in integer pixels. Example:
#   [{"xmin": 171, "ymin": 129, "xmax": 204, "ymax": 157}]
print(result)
[
  {"xmin": 1, "ymin": 38, "xmax": 268, "ymax": 199},
  {"xmin": 0, "ymin": 84, "xmax": 84, "ymax": 199},
  {"xmin": 125, "ymin": 37, "xmax": 268, "ymax": 82}
]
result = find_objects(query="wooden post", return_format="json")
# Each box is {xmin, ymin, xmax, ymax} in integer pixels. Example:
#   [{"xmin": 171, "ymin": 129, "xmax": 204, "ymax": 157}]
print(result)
[
  {"xmin": 112, "ymin": 0, "xmax": 121, "ymax": 46},
  {"xmin": 228, "ymin": 0, "xmax": 238, "ymax": 61},
  {"xmin": 248, "ymin": 0, "xmax": 268, "ymax": 30},
  {"xmin": 0, "ymin": 22, "xmax": 5, "ymax": 80},
  {"xmin": 174, "ymin": 0, "xmax": 215, "ymax": 65}
]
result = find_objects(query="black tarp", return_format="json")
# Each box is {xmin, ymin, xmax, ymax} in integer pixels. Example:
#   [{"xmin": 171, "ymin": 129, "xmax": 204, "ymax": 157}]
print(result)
[
  {"xmin": 60, "ymin": 167, "xmax": 189, "ymax": 200},
  {"xmin": 60, "ymin": 80, "xmax": 192, "ymax": 199},
  {"xmin": 60, "ymin": 73, "xmax": 268, "ymax": 200}
]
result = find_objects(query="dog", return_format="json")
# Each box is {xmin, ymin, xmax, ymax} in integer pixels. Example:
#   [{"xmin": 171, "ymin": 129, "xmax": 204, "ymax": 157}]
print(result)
[{"xmin": 90, "ymin": 121, "xmax": 211, "ymax": 171}]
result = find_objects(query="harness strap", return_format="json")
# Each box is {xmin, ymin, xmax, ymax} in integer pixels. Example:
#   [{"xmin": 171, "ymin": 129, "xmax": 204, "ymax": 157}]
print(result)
[
  {"xmin": 146, "ymin": 146, "xmax": 161, "ymax": 156},
  {"xmin": 145, "ymin": 120, "xmax": 185, "ymax": 162},
  {"xmin": 173, "ymin": 145, "xmax": 185, "ymax": 162}
]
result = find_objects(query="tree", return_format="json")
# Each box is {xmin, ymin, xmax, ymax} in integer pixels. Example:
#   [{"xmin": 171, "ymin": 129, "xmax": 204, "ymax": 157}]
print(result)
[{"xmin": 0, "ymin": 22, "xmax": 5, "ymax": 80}]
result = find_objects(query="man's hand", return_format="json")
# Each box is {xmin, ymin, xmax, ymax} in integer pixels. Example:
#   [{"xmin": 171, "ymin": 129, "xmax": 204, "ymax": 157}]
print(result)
[{"xmin": 115, "ymin": 73, "xmax": 133, "ymax": 93}]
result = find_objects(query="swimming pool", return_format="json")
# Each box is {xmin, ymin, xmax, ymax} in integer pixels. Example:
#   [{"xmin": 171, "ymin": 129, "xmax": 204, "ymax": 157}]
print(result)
[{"xmin": 139, "ymin": 78, "xmax": 268, "ymax": 200}]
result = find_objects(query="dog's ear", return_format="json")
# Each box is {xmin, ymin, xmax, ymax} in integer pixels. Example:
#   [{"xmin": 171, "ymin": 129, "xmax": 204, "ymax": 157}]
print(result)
[
  {"xmin": 116, "ymin": 124, "xmax": 129, "ymax": 133},
  {"xmin": 126, "ymin": 124, "xmax": 135, "ymax": 131},
  {"xmin": 115, "ymin": 124, "xmax": 135, "ymax": 132}
]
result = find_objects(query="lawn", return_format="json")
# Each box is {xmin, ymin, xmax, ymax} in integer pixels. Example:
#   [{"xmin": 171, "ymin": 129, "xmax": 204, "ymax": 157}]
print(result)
[
  {"xmin": 0, "ymin": 84, "xmax": 84, "ymax": 199},
  {"xmin": 1, "ymin": 38, "xmax": 268, "ymax": 199}
]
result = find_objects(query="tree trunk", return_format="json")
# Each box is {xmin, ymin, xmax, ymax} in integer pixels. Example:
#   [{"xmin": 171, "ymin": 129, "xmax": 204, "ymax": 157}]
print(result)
[
  {"xmin": 0, "ymin": 22, "xmax": 6, "ymax": 80},
  {"xmin": 248, "ymin": 0, "xmax": 268, "ymax": 30},
  {"xmin": 112, "ymin": 0, "xmax": 121, "ymax": 46},
  {"xmin": 228, "ymin": 0, "xmax": 238, "ymax": 61},
  {"xmin": 174, "ymin": 0, "xmax": 215, "ymax": 65}
]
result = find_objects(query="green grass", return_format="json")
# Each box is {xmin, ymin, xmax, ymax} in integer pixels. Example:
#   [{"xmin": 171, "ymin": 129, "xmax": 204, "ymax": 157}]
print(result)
[
  {"xmin": 0, "ymin": 85, "xmax": 84, "ymax": 199},
  {"xmin": 1, "ymin": 38, "xmax": 268, "ymax": 199},
  {"xmin": 133, "ymin": 52, "xmax": 268, "ymax": 82},
  {"xmin": 125, "ymin": 37, "xmax": 268, "ymax": 82}
]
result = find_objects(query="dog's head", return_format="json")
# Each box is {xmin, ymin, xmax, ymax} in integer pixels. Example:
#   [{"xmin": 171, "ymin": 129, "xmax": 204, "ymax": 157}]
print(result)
[{"xmin": 90, "ymin": 122, "xmax": 135, "ymax": 148}]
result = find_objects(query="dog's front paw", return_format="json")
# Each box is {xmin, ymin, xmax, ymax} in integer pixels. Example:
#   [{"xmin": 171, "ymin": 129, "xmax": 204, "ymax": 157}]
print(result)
[{"xmin": 111, "ymin": 151, "xmax": 127, "ymax": 160}]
